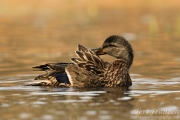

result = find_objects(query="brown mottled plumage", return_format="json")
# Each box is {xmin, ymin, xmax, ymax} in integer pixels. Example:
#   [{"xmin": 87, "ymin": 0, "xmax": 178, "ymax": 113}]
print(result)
[{"xmin": 25, "ymin": 35, "xmax": 133, "ymax": 87}]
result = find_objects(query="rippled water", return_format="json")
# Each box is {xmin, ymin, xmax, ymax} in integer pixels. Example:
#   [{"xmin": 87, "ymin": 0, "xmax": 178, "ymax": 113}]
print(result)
[
  {"xmin": 0, "ymin": 74, "xmax": 180, "ymax": 120},
  {"xmin": 1, "ymin": 1, "xmax": 180, "ymax": 120}
]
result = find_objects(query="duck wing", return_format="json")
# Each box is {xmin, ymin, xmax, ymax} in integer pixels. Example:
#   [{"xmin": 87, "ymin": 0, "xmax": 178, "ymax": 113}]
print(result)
[
  {"xmin": 66, "ymin": 44, "xmax": 108, "ymax": 87},
  {"xmin": 25, "ymin": 63, "xmax": 72, "ymax": 87}
]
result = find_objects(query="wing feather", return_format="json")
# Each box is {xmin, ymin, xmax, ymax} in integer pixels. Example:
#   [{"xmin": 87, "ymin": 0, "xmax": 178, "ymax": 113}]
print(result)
[{"xmin": 71, "ymin": 44, "xmax": 106, "ymax": 75}]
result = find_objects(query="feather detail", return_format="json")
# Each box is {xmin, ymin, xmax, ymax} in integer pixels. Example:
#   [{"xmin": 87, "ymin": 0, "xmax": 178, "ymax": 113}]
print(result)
[
  {"xmin": 32, "ymin": 63, "xmax": 70, "ymax": 72},
  {"xmin": 78, "ymin": 44, "xmax": 88, "ymax": 52},
  {"xmin": 71, "ymin": 44, "xmax": 105, "ymax": 76}
]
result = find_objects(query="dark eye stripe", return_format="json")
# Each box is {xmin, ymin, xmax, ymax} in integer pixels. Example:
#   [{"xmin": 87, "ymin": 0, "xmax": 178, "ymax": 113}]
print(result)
[{"xmin": 103, "ymin": 44, "xmax": 117, "ymax": 49}]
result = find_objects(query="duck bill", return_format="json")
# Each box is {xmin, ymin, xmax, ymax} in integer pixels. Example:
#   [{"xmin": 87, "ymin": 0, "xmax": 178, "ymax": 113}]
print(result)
[{"xmin": 91, "ymin": 47, "xmax": 106, "ymax": 55}]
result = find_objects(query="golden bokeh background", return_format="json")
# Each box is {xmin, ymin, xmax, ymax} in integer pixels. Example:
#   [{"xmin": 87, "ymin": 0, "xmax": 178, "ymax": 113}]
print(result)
[{"xmin": 0, "ymin": 0, "xmax": 180, "ymax": 78}]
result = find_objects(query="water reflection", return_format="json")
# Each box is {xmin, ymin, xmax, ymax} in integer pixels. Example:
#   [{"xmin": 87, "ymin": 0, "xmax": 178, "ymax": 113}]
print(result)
[
  {"xmin": 0, "ymin": 76, "xmax": 180, "ymax": 120},
  {"xmin": 0, "ymin": 82, "xmax": 132, "ymax": 120}
]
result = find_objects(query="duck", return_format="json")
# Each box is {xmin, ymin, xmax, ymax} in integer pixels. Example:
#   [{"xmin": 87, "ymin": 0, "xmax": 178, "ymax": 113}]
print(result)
[{"xmin": 25, "ymin": 35, "xmax": 134, "ymax": 87}]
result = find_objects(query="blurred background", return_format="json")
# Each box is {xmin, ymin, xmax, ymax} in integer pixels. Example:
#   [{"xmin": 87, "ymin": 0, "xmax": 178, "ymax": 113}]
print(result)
[
  {"xmin": 0, "ymin": 0, "xmax": 180, "ymax": 78},
  {"xmin": 1, "ymin": 1, "xmax": 180, "ymax": 120}
]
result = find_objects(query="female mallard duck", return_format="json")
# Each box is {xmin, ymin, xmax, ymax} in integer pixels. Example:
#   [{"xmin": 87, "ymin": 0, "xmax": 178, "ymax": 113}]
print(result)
[{"xmin": 25, "ymin": 35, "xmax": 134, "ymax": 87}]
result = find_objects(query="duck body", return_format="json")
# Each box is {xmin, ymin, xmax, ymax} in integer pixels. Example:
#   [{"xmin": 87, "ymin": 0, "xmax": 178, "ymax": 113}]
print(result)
[{"xmin": 26, "ymin": 35, "xmax": 133, "ymax": 87}]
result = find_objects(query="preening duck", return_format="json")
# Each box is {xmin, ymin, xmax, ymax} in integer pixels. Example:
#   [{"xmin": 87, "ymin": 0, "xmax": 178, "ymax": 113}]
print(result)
[{"xmin": 25, "ymin": 35, "xmax": 134, "ymax": 87}]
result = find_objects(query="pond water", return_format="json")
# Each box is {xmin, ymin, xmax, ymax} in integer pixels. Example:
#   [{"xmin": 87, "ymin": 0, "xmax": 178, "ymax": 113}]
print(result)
[{"xmin": 0, "ymin": 1, "xmax": 180, "ymax": 120}]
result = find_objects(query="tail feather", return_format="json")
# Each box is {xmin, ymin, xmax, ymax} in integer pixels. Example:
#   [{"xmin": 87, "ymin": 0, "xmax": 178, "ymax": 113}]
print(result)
[
  {"xmin": 32, "ymin": 63, "xmax": 70, "ymax": 72},
  {"xmin": 32, "ymin": 64, "xmax": 51, "ymax": 71}
]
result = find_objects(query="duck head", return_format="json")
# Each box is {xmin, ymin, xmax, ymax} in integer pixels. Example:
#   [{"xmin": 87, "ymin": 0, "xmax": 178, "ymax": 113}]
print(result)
[{"xmin": 92, "ymin": 35, "xmax": 134, "ymax": 69}]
